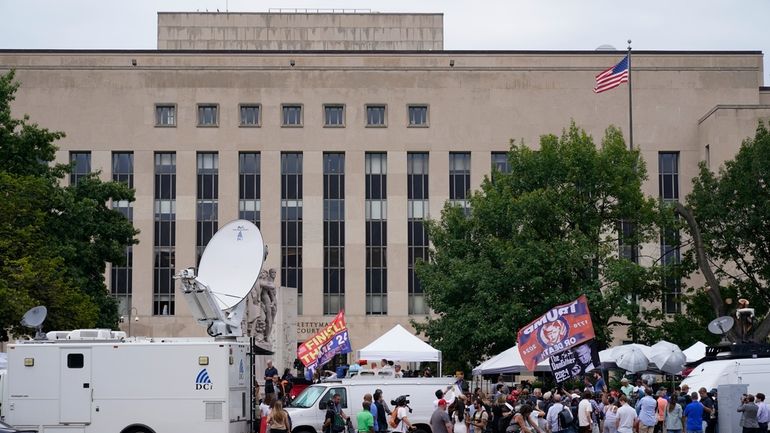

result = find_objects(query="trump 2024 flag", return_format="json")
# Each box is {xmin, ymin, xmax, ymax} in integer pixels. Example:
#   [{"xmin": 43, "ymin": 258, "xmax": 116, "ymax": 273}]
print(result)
[
  {"xmin": 517, "ymin": 295, "xmax": 596, "ymax": 371},
  {"xmin": 594, "ymin": 55, "xmax": 629, "ymax": 93}
]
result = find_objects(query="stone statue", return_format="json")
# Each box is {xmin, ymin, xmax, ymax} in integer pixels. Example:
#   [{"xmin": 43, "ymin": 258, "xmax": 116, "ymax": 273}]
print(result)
[
  {"xmin": 259, "ymin": 268, "xmax": 278, "ymax": 342},
  {"xmin": 245, "ymin": 268, "xmax": 278, "ymax": 343},
  {"xmin": 245, "ymin": 275, "xmax": 266, "ymax": 340}
]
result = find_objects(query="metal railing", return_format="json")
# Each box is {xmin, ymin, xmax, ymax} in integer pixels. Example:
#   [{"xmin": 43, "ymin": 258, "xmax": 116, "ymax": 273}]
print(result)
[{"xmin": 268, "ymin": 8, "xmax": 373, "ymax": 13}]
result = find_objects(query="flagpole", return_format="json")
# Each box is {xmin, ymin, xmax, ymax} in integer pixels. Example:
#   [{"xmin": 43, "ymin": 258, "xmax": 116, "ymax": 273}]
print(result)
[
  {"xmin": 627, "ymin": 39, "xmax": 634, "ymax": 151},
  {"xmin": 626, "ymin": 40, "xmax": 638, "ymax": 343}
]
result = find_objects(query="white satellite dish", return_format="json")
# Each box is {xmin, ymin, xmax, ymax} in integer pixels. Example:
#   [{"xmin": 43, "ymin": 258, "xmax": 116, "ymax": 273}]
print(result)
[
  {"xmin": 708, "ymin": 316, "xmax": 735, "ymax": 335},
  {"xmin": 198, "ymin": 220, "xmax": 265, "ymax": 310},
  {"xmin": 176, "ymin": 219, "xmax": 267, "ymax": 337},
  {"xmin": 21, "ymin": 305, "xmax": 48, "ymax": 339}
]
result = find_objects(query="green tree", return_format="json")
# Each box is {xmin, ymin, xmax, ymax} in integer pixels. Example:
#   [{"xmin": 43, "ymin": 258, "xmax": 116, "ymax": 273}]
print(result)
[
  {"xmin": 673, "ymin": 122, "xmax": 770, "ymax": 343},
  {"xmin": 414, "ymin": 123, "xmax": 660, "ymax": 371},
  {"xmin": 0, "ymin": 70, "xmax": 138, "ymax": 340}
]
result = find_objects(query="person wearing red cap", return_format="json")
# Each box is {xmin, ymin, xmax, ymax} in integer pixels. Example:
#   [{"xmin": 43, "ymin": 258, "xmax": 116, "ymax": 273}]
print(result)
[{"xmin": 431, "ymin": 399, "xmax": 452, "ymax": 433}]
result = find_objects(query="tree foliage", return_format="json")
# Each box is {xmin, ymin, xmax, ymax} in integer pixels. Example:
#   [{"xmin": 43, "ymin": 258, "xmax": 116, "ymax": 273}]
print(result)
[
  {"xmin": 0, "ymin": 70, "xmax": 138, "ymax": 340},
  {"xmin": 414, "ymin": 123, "xmax": 660, "ymax": 370},
  {"xmin": 676, "ymin": 122, "xmax": 770, "ymax": 343}
]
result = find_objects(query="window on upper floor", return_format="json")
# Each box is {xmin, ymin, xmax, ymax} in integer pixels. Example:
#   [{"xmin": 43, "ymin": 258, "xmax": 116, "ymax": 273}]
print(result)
[
  {"xmin": 155, "ymin": 104, "xmax": 176, "ymax": 127},
  {"xmin": 197, "ymin": 104, "xmax": 218, "ymax": 127},
  {"xmin": 282, "ymin": 104, "xmax": 303, "ymax": 127},
  {"xmin": 408, "ymin": 104, "xmax": 429, "ymax": 127}
]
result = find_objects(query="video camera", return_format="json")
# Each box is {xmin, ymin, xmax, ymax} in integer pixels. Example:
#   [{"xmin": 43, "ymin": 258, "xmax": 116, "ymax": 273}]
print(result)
[{"xmin": 391, "ymin": 395, "xmax": 413, "ymax": 412}]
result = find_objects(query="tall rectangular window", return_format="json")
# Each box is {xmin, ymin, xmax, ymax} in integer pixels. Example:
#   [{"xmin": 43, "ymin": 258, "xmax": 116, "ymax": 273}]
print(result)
[
  {"xmin": 659, "ymin": 152, "xmax": 681, "ymax": 314},
  {"xmin": 407, "ymin": 153, "xmax": 429, "ymax": 315},
  {"xmin": 111, "ymin": 152, "xmax": 133, "ymax": 317},
  {"xmin": 323, "ymin": 153, "xmax": 345, "ymax": 315},
  {"xmin": 618, "ymin": 220, "xmax": 639, "ymax": 263},
  {"xmin": 154, "ymin": 153, "xmax": 176, "ymax": 316},
  {"xmin": 281, "ymin": 153, "xmax": 303, "ymax": 313},
  {"xmin": 155, "ymin": 104, "xmax": 176, "ymax": 126},
  {"xmin": 449, "ymin": 152, "xmax": 471, "ymax": 215},
  {"xmin": 70, "ymin": 151, "xmax": 91, "ymax": 186},
  {"xmin": 491, "ymin": 152, "xmax": 511, "ymax": 174},
  {"xmin": 408, "ymin": 105, "xmax": 429, "ymax": 127},
  {"xmin": 197, "ymin": 153, "xmax": 218, "ymax": 265},
  {"xmin": 282, "ymin": 105, "xmax": 303, "ymax": 127},
  {"xmin": 366, "ymin": 105, "xmax": 386, "ymax": 127},
  {"xmin": 365, "ymin": 153, "xmax": 387, "ymax": 315},
  {"xmin": 239, "ymin": 152, "xmax": 261, "ymax": 227}
]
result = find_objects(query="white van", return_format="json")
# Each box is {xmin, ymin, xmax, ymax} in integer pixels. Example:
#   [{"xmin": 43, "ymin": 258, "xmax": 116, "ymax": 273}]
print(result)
[
  {"xmin": 0, "ymin": 369, "xmax": 6, "ymax": 420},
  {"xmin": 682, "ymin": 357, "xmax": 770, "ymax": 394},
  {"xmin": 287, "ymin": 377, "xmax": 456, "ymax": 433}
]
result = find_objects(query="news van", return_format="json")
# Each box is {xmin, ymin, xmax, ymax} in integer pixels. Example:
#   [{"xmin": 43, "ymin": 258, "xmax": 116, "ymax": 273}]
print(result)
[
  {"xmin": 0, "ymin": 368, "xmax": 6, "ymax": 420},
  {"xmin": 3, "ymin": 331, "xmax": 267, "ymax": 433},
  {"xmin": 287, "ymin": 377, "xmax": 456, "ymax": 433},
  {"xmin": 2, "ymin": 220, "xmax": 273, "ymax": 433}
]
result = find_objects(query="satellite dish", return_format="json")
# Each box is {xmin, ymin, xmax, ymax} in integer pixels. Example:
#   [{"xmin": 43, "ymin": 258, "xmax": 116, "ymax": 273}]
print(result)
[
  {"xmin": 21, "ymin": 306, "xmax": 48, "ymax": 339},
  {"xmin": 197, "ymin": 220, "xmax": 265, "ymax": 310},
  {"xmin": 595, "ymin": 44, "xmax": 617, "ymax": 51},
  {"xmin": 708, "ymin": 316, "xmax": 735, "ymax": 335}
]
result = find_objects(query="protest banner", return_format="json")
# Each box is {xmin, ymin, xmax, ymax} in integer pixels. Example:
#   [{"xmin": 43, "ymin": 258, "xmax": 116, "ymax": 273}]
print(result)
[
  {"xmin": 517, "ymin": 295, "xmax": 596, "ymax": 371},
  {"xmin": 297, "ymin": 310, "xmax": 351, "ymax": 371},
  {"xmin": 549, "ymin": 339, "xmax": 600, "ymax": 384}
]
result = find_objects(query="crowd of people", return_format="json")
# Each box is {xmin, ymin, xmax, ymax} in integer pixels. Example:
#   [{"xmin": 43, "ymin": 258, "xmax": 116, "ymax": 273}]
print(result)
[
  {"xmin": 253, "ymin": 360, "xmax": 770, "ymax": 433},
  {"xmin": 438, "ymin": 373, "xmax": 769, "ymax": 433}
]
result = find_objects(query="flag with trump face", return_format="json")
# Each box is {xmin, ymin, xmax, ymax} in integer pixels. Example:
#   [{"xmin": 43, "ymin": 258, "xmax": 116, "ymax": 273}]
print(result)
[
  {"xmin": 517, "ymin": 295, "xmax": 596, "ymax": 371},
  {"xmin": 594, "ymin": 55, "xmax": 629, "ymax": 93}
]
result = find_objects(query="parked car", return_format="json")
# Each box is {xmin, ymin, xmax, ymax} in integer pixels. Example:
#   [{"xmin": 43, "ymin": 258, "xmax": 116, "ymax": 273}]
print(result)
[{"xmin": 0, "ymin": 420, "xmax": 37, "ymax": 433}]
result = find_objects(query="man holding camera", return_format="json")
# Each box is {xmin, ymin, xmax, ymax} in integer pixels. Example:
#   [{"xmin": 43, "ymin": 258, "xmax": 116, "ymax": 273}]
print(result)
[
  {"xmin": 395, "ymin": 396, "xmax": 414, "ymax": 433},
  {"xmin": 737, "ymin": 394, "xmax": 759, "ymax": 433}
]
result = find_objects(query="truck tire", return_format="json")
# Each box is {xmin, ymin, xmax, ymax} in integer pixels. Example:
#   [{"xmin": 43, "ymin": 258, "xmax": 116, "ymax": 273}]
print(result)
[
  {"xmin": 413, "ymin": 425, "xmax": 431, "ymax": 433},
  {"xmin": 122, "ymin": 425, "xmax": 155, "ymax": 433},
  {"xmin": 293, "ymin": 427, "xmax": 317, "ymax": 433}
]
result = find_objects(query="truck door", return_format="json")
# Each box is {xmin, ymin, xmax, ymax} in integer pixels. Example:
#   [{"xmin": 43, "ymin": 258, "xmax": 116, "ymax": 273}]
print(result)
[{"xmin": 60, "ymin": 348, "xmax": 92, "ymax": 424}]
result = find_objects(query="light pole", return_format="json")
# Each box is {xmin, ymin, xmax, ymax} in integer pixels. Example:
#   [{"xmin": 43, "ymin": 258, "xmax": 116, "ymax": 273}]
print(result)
[{"xmin": 120, "ymin": 306, "xmax": 139, "ymax": 337}]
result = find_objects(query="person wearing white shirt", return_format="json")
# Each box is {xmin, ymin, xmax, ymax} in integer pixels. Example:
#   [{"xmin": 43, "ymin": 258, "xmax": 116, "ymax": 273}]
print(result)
[
  {"xmin": 615, "ymin": 395, "xmax": 636, "ymax": 433},
  {"xmin": 578, "ymin": 392, "xmax": 594, "ymax": 433},
  {"xmin": 757, "ymin": 392, "xmax": 769, "ymax": 431}
]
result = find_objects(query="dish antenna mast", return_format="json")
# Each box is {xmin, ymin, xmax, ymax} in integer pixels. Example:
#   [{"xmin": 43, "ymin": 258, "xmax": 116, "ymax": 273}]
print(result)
[
  {"xmin": 175, "ymin": 220, "xmax": 267, "ymax": 338},
  {"xmin": 708, "ymin": 315, "xmax": 735, "ymax": 344},
  {"xmin": 20, "ymin": 305, "xmax": 48, "ymax": 340}
]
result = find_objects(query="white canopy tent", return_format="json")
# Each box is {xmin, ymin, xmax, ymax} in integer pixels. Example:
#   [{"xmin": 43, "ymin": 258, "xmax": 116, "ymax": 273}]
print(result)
[
  {"xmin": 683, "ymin": 341, "xmax": 707, "ymax": 363},
  {"xmin": 356, "ymin": 324, "xmax": 442, "ymax": 373},
  {"xmin": 472, "ymin": 345, "xmax": 550, "ymax": 375},
  {"xmin": 0, "ymin": 352, "xmax": 6, "ymax": 369}
]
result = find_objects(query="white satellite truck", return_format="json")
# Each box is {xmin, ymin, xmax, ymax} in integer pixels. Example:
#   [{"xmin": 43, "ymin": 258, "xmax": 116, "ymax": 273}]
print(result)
[
  {"xmin": 681, "ymin": 316, "xmax": 770, "ymax": 395},
  {"xmin": 2, "ymin": 220, "xmax": 270, "ymax": 433}
]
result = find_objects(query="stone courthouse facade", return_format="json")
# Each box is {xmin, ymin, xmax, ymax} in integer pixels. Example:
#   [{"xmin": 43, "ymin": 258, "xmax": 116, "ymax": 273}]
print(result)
[{"xmin": 1, "ymin": 12, "xmax": 769, "ymax": 356}]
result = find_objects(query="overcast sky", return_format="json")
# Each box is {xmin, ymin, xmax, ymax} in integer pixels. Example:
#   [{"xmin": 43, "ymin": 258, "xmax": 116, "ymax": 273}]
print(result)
[{"xmin": 1, "ymin": 0, "xmax": 768, "ymax": 83}]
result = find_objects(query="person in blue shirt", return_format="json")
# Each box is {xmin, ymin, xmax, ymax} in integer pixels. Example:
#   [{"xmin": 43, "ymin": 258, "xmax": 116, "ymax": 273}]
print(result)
[
  {"xmin": 683, "ymin": 392, "xmax": 705, "ymax": 433},
  {"xmin": 636, "ymin": 387, "xmax": 657, "ymax": 433},
  {"xmin": 593, "ymin": 371, "xmax": 607, "ymax": 394}
]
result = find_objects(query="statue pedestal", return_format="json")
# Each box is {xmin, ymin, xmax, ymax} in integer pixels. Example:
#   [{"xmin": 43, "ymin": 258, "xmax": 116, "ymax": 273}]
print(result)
[{"xmin": 270, "ymin": 286, "xmax": 297, "ymax": 372}]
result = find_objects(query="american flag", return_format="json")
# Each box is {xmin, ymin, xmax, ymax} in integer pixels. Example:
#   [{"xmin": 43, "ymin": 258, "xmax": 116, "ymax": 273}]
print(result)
[{"xmin": 593, "ymin": 55, "xmax": 629, "ymax": 93}]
